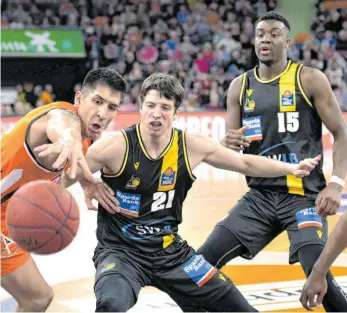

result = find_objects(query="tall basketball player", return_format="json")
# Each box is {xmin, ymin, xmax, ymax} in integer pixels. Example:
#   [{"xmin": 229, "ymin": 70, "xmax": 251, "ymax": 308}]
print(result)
[
  {"xmin": 192, "ymin": 11, "xmax": 347, "ymax": 312},
  {"xmin": 58, "ymin": 73, "xmax": 320, "ymax": 311},
  {"xmin": 1, "ymin": 68, "xmax": 126, "ymax": 312}
]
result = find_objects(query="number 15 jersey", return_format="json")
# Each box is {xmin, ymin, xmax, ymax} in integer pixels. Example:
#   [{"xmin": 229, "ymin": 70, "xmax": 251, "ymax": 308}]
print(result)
[
  {"xmin": 97, "ymin": 124, "xmax": 196, "ymax": 253},
  {"xmin": 239, "ymin": 61, "xmax": 326, "ymax": 197}
]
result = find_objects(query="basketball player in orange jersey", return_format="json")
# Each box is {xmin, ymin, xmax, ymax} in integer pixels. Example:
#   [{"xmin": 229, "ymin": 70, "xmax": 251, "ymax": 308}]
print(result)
[
  {"xmin": 55, "ymin": 73, "xmax": 321, "ymax": 312},
  {"xmin": 181, "ymin": 11, "xmax": 347, "ymax": 312},
  {"xmin": 1, "ymin": 67, "xmax": 126, "ymax": 312}
]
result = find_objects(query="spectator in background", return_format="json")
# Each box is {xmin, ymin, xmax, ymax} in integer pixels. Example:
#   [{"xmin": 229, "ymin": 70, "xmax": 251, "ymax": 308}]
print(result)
[{"xmin": 40, "ymin": 84, "xmax": 54, "ymax": 106}]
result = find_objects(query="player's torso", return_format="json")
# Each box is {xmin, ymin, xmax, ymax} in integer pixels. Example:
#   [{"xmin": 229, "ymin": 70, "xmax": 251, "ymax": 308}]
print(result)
[
  {"xmin": 98, "ymin": 124, "xmax": 196, "ymax": 253},
  {"xmin": 240, "ymin": 61, "xmax": 326, "ymax": 196},
  {"xmin": 1, "ymin": 102, "xmax": 89, "ymax": 215}
]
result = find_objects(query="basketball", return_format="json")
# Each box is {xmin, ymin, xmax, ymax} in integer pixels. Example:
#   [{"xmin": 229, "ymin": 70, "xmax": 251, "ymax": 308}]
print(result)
[{"xmin": 6, "ymin": 180, "xmax": 80, "ymax": 255}]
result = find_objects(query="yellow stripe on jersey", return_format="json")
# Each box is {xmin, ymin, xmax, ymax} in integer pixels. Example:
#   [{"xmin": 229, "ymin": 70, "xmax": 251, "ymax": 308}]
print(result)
[
  {"xmin": 158, "ymin": 130, "xmax": 179, "ymax": 191},
  {"xmin": 296, "ymin": 64, "xmax": 313, "ymax": 108},
  {"xmin": 286, "ymin": 174, "xmax": 304, "ymax": 196},
  {"xmin": 279, "ymin": 63, "xmax": 298, "ymax": 112},
  {"xmin": 239, "ymin": 73, "xmax": 247, "ymax": 106},
  {"xmin": 254, "ymin": 60, "xmax": 292, "ymax": 84}
]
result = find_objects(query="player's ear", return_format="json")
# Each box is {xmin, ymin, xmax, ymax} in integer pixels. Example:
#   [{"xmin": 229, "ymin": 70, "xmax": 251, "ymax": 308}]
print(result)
[
  {"xmin": 174, "ymin": 106, "xmax": 180, "ymax": 120},
  {"xmin": 285, "ymin": 37, "xmax": 291, "ymax": 49},
  {"xmin": 74, "ymin": 91, "xmax": 82, "ymax": 108}
]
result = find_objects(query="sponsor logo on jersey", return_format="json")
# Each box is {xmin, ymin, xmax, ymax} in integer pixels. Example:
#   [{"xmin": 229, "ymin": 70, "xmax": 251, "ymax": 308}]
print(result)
[
  {"xmin": 242, "ymin": 116, "xmax": 262, "ymax": 141},
  {"xmin": 121, "ymin": 217, "xmax": 173, "ymax": 240},
  {"xmin": 161, "ymin": 167, "xmax": 175, "ymax": 186},
  {"xmin": 296, "ymin": 207, "xmax": 322, "ymax": 229},
  {"xmin": 281, "ymin": 90, "xmax": 294, "ymax": 106},
  {"xmin": 103, "ymin": 263, "xmax": 115, "ymax": 269},
  {"xmin": 116, "ymin": 190, "xmax": 141, "ymax": 217},
  {"xmin": 317, "ymin": 230, "xmax": 323, "ymax": 239},
  {"xmin": 246, "ymin": 89, "xmax": 253, "ymax": 97},
  {"xmin": 182, "ymin": 254, "xmax": 217, "ymax": 287},
  {"xmin": 125, "ymin": 175, "xmax": 140, "ymax": 190},
  {"xmin": 244, "ymin": 98, "xmax": 256, "ymax": 113}
]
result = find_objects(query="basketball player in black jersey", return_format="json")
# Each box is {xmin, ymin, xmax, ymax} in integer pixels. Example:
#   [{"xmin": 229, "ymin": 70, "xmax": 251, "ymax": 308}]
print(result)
[
  {"xmin": 59, "ymin": 73, "xmax": 320, "ymax": 312},
  {"xmin": 185, "ymin": 11, "xmax": 347, "ymax": 312}
]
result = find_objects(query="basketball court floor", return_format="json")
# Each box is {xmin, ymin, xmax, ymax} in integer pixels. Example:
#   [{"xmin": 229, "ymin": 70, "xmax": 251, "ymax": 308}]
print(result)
[{"xmin": 1, "ymin": 162, "xmax": 347, "ymax": 312}]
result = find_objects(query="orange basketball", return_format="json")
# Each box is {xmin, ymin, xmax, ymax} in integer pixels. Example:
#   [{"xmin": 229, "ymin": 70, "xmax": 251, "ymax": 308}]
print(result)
[{"xmin": 6, "ymin": 180, "xmax": 80, "ymax": 255}]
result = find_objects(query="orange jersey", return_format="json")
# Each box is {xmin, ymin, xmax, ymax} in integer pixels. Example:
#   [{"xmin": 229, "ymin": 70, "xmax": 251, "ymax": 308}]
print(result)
[{"xmin": 1, "ymin": 101, "xmax": 91, "ymax": 214}]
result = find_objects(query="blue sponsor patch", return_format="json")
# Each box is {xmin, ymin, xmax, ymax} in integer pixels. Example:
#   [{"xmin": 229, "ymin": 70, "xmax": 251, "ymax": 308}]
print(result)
[
  {"xmin": 116, "ymin": 190, "xmax": 141, "ymax": 217},
  {"xmin": 242, "ymin": 116, "xmax": 263, "ymax": 141},
  {"xmin": 296, "ymin": 207, "xmax": 322, "ymax": 229},
  {"xmin": 182, "ymin": 254, "xmax": 217, "ymax": 287}
]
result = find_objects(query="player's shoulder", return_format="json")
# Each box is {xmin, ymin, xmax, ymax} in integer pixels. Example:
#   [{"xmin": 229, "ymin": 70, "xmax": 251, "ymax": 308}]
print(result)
[
  {"xmin": 299, "ymin": 65, "xmax": 330, "ymax": 93},
  {"xmin": 299, "ymin": 65, "xmax": 325, "ymax": 83},
  {"xmin": 185, "ymin": 133, "xmax": 216, "ymax": 155}
]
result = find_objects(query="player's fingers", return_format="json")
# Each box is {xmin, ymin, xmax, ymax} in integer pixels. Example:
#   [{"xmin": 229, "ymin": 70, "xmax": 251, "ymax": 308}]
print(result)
[
  {"xmin": 34, "ymin": 144, "xmax": 53, "ymax": 153},
  {"xmin": 78, "ymin": 158, "xmax": 97, "ymax": 184},
  {"xmin": 37, "ymin": 146, "xmax": 56, "ymax": 158},
  {"xmin": 308, "ymin": 293, "xmax": 317, "ymax": 310},
  {"xmin": 301, "ymin": 295, "xmax": 313, "ymax": 311},
  {"xmin": 85, "ymin": 196, "xmax": 97, "ymax": 211},
  {"xmin": 68, "ymin": 155, "xmax": 78, "ymax": 180},
  {"xmin": 238, "ymin": 125, "xmax": 249, "ymax": 133},
  {"xmin": 318, "ymin": 198, "xmax": 329, "ymax": 217},
  {"xmin": 99, "ymin": 193, "xmax": 120, "ymax": 213},
  {"xmin": 102, "ymin": 182, "xmax": 115, "ymax": 196},
  {"xmin": 53, "ymin": 149, "xmax": 69, "ymax": 169},
  {"xmin": 316, "ymin": 292, "xmax": 324, "ymax": 308}
]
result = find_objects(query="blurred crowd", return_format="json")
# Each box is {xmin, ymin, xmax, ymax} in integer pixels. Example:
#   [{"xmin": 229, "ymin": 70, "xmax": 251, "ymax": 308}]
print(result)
[{"xmin": 1, "ymin": 0, "xmax": 347, "ymax": 114}]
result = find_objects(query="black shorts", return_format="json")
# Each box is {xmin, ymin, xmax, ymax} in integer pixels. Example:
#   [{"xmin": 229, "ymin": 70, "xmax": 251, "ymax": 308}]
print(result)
[
  {"xmin": 93, "ymin": 235, "xmax": 232, "ymax": 307},
  {"xmin": 218, "ymin": 188, "xmax": 327, "ymax": 264}
]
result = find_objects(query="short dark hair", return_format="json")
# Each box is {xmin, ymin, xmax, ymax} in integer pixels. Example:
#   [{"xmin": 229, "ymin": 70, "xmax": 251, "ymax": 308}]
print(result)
[
  {"xmin": 140, "ymin": 73, "xmax": 185, "ymax": 108},
  {"xmin": 82, "ymin": 67, "xmax": 127, "ymax": 96},
  {"xmin": 256, "ymin": 11, "xmax": 291, "ymax": 31}
]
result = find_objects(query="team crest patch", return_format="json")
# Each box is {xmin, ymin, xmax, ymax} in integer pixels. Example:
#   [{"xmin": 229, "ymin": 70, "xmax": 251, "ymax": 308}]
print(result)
[
  {"xmin": 282, "ymin": 90, "xmax": 294, "ymax": 106},
  {"xmin": 161, "ymin": 167, "xmax": 175, "ymax": 186},
  {"xmin": 296, "ymin": 207, "xmax": 322, "ymax": 229},
  {"xmin": 182, "ymin": 254, "xmax": 217, "ymax": 287},
  {"xmin": 244, "ymin": 98, "xmax": 256, "ymax": 113},
  {"xmin": 125, "ymin": 175, "xmax": 140, "ymax": 190}
]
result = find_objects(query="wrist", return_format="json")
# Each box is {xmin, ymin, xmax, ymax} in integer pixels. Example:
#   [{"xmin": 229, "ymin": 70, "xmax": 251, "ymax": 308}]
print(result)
[
  {"xmin": 288, "ymin": 163, "xmax": 296, "ymax": 175},
  {"xmin": 329, "ymin": 175, "xmax": 345, "ymax": 190},
  {"xmin": 312, "ymin": 264, "xmax": 328, "ymax": 277}
]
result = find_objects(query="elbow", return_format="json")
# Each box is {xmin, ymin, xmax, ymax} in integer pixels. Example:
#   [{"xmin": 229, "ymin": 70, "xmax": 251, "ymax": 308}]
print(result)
[{"xmin": 333, "ymin": 125, "xmax": 347, "ymax": 143}]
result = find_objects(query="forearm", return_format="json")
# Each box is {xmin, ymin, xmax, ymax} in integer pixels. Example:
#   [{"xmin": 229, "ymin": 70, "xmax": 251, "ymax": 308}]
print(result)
[
  {"xmin": 313, "ymin": 210, "xmax": 347, "ymax": 275},
  {"xmin": 331, "ymin": 128, "xmax": 347, "ymax": 180},
  {"xmin": 241, "ymin": 154, "xmax": 294, "ymax": 177}
]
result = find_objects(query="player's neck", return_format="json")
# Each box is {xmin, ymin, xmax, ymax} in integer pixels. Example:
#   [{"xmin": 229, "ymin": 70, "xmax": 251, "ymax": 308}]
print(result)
[
  {"xmin": 139, "ymin": 123, "xmax": 173, "ymax": 159},
  {"xmin": 258, "ymin": 59, "xmax": 288, "ymax": 81}
]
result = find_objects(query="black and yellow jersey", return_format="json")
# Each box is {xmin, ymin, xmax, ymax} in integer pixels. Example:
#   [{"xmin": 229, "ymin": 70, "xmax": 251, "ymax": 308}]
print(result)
[
  {"xmin": 239, "ymin": 60, "xmax": 326, "ymax": 197},
  {"xmin": 96, "ymin": 124, "xmax": 196, "ymax": 253}
]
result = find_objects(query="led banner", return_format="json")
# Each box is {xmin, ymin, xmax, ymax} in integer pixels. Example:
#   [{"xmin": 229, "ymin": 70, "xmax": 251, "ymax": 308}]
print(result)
[{"xmin": 1, "ymin": 29, "xmax": 86, "ymax": 57}]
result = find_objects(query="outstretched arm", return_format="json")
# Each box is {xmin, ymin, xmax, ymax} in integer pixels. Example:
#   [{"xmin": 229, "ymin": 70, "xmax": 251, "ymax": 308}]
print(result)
[
  {"xmin": 186, "ymin": 134, "xmax": 320, "ymax": 178},
  {"xmin": 301, "ymin": 67, "xmax": 347, "ymax": 216}
]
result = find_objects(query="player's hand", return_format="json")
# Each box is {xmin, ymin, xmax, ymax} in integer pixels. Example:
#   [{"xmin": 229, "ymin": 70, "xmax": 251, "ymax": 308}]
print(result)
[
  {"xmin": 80, "ymin": 179, "xmax": 121, "ymax": 214},
  {"xmin": 34, "ymin": 140, "xmax": 96, "ymax": 183},
  {"xmin": 299, "ymin": 268, "xmax": 327, "ymax": 311},
  {"xmin": 316, "ymin": 183, "xmax": 342, "ymax": 217},
  {"xmin": 292, "ymin": 155, "xmax": 321, "ymax": 178},
  {"xmin": 220, "ymin": 125, "xmax": 251, "ymax": 151}
]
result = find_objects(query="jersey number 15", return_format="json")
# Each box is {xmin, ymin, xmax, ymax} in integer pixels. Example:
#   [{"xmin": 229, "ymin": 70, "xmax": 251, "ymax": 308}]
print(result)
[{"xmin": 278, "ymin": 112, "xmax": 299, "ymax": 133}]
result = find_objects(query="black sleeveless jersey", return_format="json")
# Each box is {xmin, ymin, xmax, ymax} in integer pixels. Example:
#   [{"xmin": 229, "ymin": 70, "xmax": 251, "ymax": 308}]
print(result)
[
  {"xmin": 96, "ymin": 124, "xmax": 196, "ymax": 253},
  {"xmin": 239, "ymin": 61, "xmax": 326, "ymax": 197}
]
